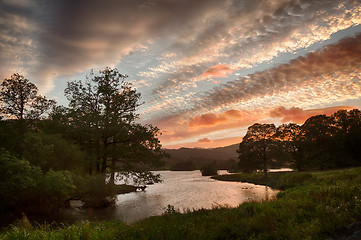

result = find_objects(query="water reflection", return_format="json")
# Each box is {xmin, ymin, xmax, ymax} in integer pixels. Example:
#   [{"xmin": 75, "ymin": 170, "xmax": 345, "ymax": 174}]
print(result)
[{"xmin": 55, "ymin": 170, "xmax": 278, "ymax": 224}]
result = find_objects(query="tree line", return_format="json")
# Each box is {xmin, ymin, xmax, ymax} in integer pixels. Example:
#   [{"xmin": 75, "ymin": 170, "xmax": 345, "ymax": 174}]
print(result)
[
  {"xmin": 0, "ymin": 68, "xmax": 166, "ymax": 219},
  {"xmin": 238, "ymin": 109, "xmax": 361, "ymax": 176}
]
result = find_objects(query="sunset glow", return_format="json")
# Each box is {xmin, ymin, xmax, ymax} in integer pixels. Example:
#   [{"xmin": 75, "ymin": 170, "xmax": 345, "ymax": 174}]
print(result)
[{"xmin": 1, "ymin": 0, "xmax": 361, "ymax": 148}]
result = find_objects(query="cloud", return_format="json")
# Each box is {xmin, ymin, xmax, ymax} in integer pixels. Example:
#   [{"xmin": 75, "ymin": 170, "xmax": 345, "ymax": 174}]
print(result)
[
  {"xmin": 198, "ymin": 138, "xmax": 213, "ymax": 143},
  {"xmin": 146, "ymin": 0, "xmax": 361, "ymax": 97},
  {"xmin": 165, "ymin": 136, "xmax": 243, "ymax": 149},
  {"xmin": 270, "ymin": 106, "xmax": 355, "ymax": 124},
  {"xmin": 151, "ymin": 109, "xmax": 263, "ymax": 147},
  {"xmin": 188, "ymin": 110, "xmax": 247, "ymax": 128},
  {"xmin": 189, "ymin": 113, "xmax": 226, "ymax": 127},
  {"xmin": 195, "ymin": 32, "xmax": 361, "ymax": 113},
  {"xmin": 0, "ymin": 1, "xmax": 38, "ymax": 81},
  {"xmin": 2, "ymin": 0, "xmax": 361, "ymax": 96},
  {"xmin": 201, "ymin": 64, "xmax": 232, "ymax": 78}
]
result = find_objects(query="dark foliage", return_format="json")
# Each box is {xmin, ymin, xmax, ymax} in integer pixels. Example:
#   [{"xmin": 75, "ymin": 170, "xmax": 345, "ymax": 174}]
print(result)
[
  {"xmin": 238, "ymin": 109, "xmax": 361, "ymax": 173},
  {"xmin": 200, "ymin": 165, "xmax": 218, "ymax": 176}
]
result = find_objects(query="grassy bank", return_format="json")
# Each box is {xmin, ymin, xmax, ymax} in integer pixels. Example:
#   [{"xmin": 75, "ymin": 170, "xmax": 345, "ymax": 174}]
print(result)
[{"xmin": 1, "ymin": 168, "xmax": 361, "ymax": 239}]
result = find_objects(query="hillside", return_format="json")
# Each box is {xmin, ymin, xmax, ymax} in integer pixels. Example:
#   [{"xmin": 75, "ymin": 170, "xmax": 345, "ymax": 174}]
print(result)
[{"xmin": 163, "ymin": 143, "xmax": 239, "ymax": 169}]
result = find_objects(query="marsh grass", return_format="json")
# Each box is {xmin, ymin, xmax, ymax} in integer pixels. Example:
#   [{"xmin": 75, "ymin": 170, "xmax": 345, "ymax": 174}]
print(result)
[{"xmin": 1, "ymin": 168, "xmax": 361, "ymax": 239}]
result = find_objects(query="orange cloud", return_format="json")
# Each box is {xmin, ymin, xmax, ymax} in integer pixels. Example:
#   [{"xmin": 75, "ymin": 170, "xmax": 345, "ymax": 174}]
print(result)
[
  {"xmin": 188, "ymin": 110, "xmax": 247, "ymax": 128},
  {"xmin": 270, "ymin": 106, "xmax": 355, "ymax": 124},
  {"xmin": 198, "ymin": 137, "xmax": 213, "ymax": 143},
  {"xmin": 201, "ymin": 64, "xmax": 232, "ymax": 78},
  {"xmin": 152, "ymin": 109, "xmax": 262, "ymax": 148},
  {"xmin": 161, "ymin": 130, "xmax": 175, "ymax": 136},
  {"xmin": 188, "ymin": 113, "xmax": 226, "ymax": 127},
  {"xmin": 165, "ymin": 136, "xmax": 243, "ymax": 149}
]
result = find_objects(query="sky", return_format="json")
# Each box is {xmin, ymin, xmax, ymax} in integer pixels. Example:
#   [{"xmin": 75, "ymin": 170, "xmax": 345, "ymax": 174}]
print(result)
[{"xmin": 1, "ymin": 0, "xmax": 361, "ymax": 149}]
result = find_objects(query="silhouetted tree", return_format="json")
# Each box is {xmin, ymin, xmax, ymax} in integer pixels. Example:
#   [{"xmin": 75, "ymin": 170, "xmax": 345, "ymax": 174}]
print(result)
[
  {"xmin": 333, "ymin": 109, "xmax": 361, "ymax": 165},
  {"xmin": 238, "ymin": 123, "xmax": 277, "ymax": 177},
  {"xmin": 297, "ymin": 114, "xmax": 346, "ymax": 169},
  {"xmin": 274, "ymin": 123, "xmax": 301, "ymax": 169},
  {"xmin": 0, "ymin": 73, "xmax": 55, "ymax": 121},
  {"xmin": 64, "ymin": 67, "xmax": 166, "ymax": 183}
]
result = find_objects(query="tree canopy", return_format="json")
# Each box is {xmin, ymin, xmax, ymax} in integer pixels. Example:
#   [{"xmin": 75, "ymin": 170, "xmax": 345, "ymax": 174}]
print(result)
[
  {"xmin": 238, "ymin": 123, "xmax": 278, "ymax": 177},
  {"xmin": 62, "ymin": 68, "xmax": 166, "ymax": 182},
  {"xmin": 0, "ymin": 73, "xmax": 55, "ymax": 120},
  {"xmin": 0, "ymin": 69, "xmax": 167, "ymax": 219},
  {"xmin": 237, "ymin": 109, "xmax": 361, "ymax": 174}
]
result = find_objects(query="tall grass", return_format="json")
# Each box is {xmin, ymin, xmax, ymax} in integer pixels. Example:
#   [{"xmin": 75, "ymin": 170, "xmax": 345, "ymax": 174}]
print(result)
[{"xmin": 1, "ymin": 167, "xmax": 361, "ymax": 239}]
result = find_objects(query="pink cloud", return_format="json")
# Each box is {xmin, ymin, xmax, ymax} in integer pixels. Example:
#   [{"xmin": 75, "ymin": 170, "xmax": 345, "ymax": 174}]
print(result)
[
  {"xmin": 188, "ymin": 113, "xmax": 227, "ymax": 127},
  {"xmin": 198, "ymin": 137, "xmax": 213, "ymax": 143},
  {"xmin": 270, "ymin": 106, "xmax": 355, "ymax": 124},
  {"xmin": 188, "ymin": 110, "xmax": 248, "ymax": 128},
  {"xmin": 201, "ymin": 64, "xmax": 232, "ymax": 78}
]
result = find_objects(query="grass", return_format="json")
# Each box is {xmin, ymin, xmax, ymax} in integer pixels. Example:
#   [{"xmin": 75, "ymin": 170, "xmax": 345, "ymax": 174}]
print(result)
[{"xmin": 1, "ymin": 167, "xmax": 361, "ymax": 239}]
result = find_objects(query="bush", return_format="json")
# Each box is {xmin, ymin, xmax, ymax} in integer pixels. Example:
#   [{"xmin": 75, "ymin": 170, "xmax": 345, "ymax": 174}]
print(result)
[
  {"xmin": 200, "ymin": 165, "xmax": 218, "ymax": 176},
  {"xmin": 0, "ymin": 150, "xmax": 75, "ymax": 215},
  {"xmin": 82, "ymin": 175, "xmax": 117, "ymax": 208},
  {"xmin": 0, "ymin": 150, "xmax": 42, "ymax": 212}
]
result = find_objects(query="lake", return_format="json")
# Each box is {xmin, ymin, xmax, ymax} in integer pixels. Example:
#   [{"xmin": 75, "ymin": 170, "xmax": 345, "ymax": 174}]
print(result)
[{"xmin": 49, "ymin": 170, "xmax": 278, "ymax": 224}]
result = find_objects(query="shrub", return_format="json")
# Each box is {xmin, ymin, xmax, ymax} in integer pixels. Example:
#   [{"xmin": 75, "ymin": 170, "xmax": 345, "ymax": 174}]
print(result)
[
  {"xmin": 200, "ymin": 165, "xmax": 218, "ymax": 176},
  {"xmin": 82, "ymin": 175, "xmax": 117, "ymax": 208},
  {"xmin": 0, "ymin": 150, "xmax": 75, "ymax": 215}
]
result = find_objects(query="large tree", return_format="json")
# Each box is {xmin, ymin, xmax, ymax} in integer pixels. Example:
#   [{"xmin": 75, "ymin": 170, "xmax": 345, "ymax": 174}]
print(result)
[
  {"xmin": 274, "ymin": 123, "xmax": 301, "ymax": 169},
  {"xmin": 64, "ymin": 67, "xmax": 166, "ymax": 183},
  {"xmin": 238, "ymin": 123, "xmax": 277, "ymax": 177},
  {"xmin": 0, "ymin": 73, "xmax": 55, "ymax": 120}
]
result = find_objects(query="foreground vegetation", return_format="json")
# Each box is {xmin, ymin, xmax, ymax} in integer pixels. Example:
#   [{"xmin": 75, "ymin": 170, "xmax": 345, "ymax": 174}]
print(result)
[
  {"xmin": 2, "ymin": 167, "xmax": 361, "ymax": 239},
  {"xmin": 0, "ymin": 70, "xmax": 166, "ymax": 219}
]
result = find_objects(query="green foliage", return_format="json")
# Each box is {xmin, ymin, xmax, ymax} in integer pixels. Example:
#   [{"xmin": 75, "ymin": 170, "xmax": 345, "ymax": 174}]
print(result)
[
  {"xmin": 0, "ymin": 71, "xmax": 168, "ymax": 222},
  {"xmin": 81, "ymin": 175, "xmax": 117, "ymax": 208},
  {"xmin": 212, "ymin": 171, "xmax": 314, "ymax": 190},
  {"xmin": 0, "ymin": 150, "xmax": 75, "ymax": 214},
  {"xmin": 20, "ymin": 132, "xmax": 87, "ymax": 172},
  {"xmin": 0, "ymin": 150, "xmax": 42, "ymax": 212},
  {"xmin": 38, "ymin": 170, "xmax": 75, "ymax": 205}
]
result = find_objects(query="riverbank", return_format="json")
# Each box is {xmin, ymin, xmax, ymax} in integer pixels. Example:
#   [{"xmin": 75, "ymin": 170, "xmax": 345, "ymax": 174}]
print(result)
[{"xmin": 1, "ymin": 167, "xmax": 361, "ymax": 239}]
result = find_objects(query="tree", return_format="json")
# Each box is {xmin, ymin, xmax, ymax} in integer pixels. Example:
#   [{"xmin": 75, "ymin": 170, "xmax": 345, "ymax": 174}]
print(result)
[
  {"xmin": 296, "ymin": 113, "xmax": 356, "ymax": 170},
  {"xmin": 64, "ymin": 67, "xmax": 166, "ymax": 183},
  {"xmin": 274, "ymin": 123, "xmax": 301, "ymax": 169},
  {"xmin": 238, "ymin": 123, "xmax": 277, "ymax": 177},
  {"xmin": 332, "ymin": 109, "xmax": 361, "ymax": 165},
  {"xmin": 0, "ymin": 73, "xmax": 55, "ymax": 121}
]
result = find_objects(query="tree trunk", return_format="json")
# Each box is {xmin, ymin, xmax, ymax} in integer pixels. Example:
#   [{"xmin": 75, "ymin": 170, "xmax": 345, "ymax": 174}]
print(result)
[
  {"xmin": 263, "ymin": 145, "xmax": 268, "ymax": 178},
  {"xmin": 110, "ymin": 157, "xmax": 116, "ymax": 185},
  {"xmin": 101, "ymin": 139, "xmax": 108, "ymax": 174}
]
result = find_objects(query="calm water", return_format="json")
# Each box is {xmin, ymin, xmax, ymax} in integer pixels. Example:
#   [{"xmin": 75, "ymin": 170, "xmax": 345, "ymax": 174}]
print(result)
[{"xmin": 49, "ymin": 170, "xmax": 278, "ymax": 224}]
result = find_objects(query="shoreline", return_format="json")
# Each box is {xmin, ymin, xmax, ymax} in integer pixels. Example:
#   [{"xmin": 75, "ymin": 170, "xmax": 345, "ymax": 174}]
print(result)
[{"xmin": 1, "ymin": 167, "xmax": 361, "ymax": 239}]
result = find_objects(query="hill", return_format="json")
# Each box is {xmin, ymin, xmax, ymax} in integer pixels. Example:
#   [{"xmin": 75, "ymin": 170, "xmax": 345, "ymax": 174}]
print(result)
[{"xmin": 163, "ymin": 144, "xmax": 239, "ymax": 170}]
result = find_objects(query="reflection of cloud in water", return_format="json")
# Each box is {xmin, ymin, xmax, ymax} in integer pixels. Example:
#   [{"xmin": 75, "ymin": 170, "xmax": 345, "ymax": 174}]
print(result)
[
  {"xmin": 114, "ymin": 171, "xmax": 278, "ymax": 222},
  {"xmin": 57, "ymin": 170, "xmax": 278, "ymax": 224}
]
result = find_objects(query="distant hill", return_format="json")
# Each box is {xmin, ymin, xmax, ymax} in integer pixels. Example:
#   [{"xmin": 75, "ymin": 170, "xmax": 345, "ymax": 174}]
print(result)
[{"xmin": 163, "ymin": 143, "xmax": 239, "ymax": 170}]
